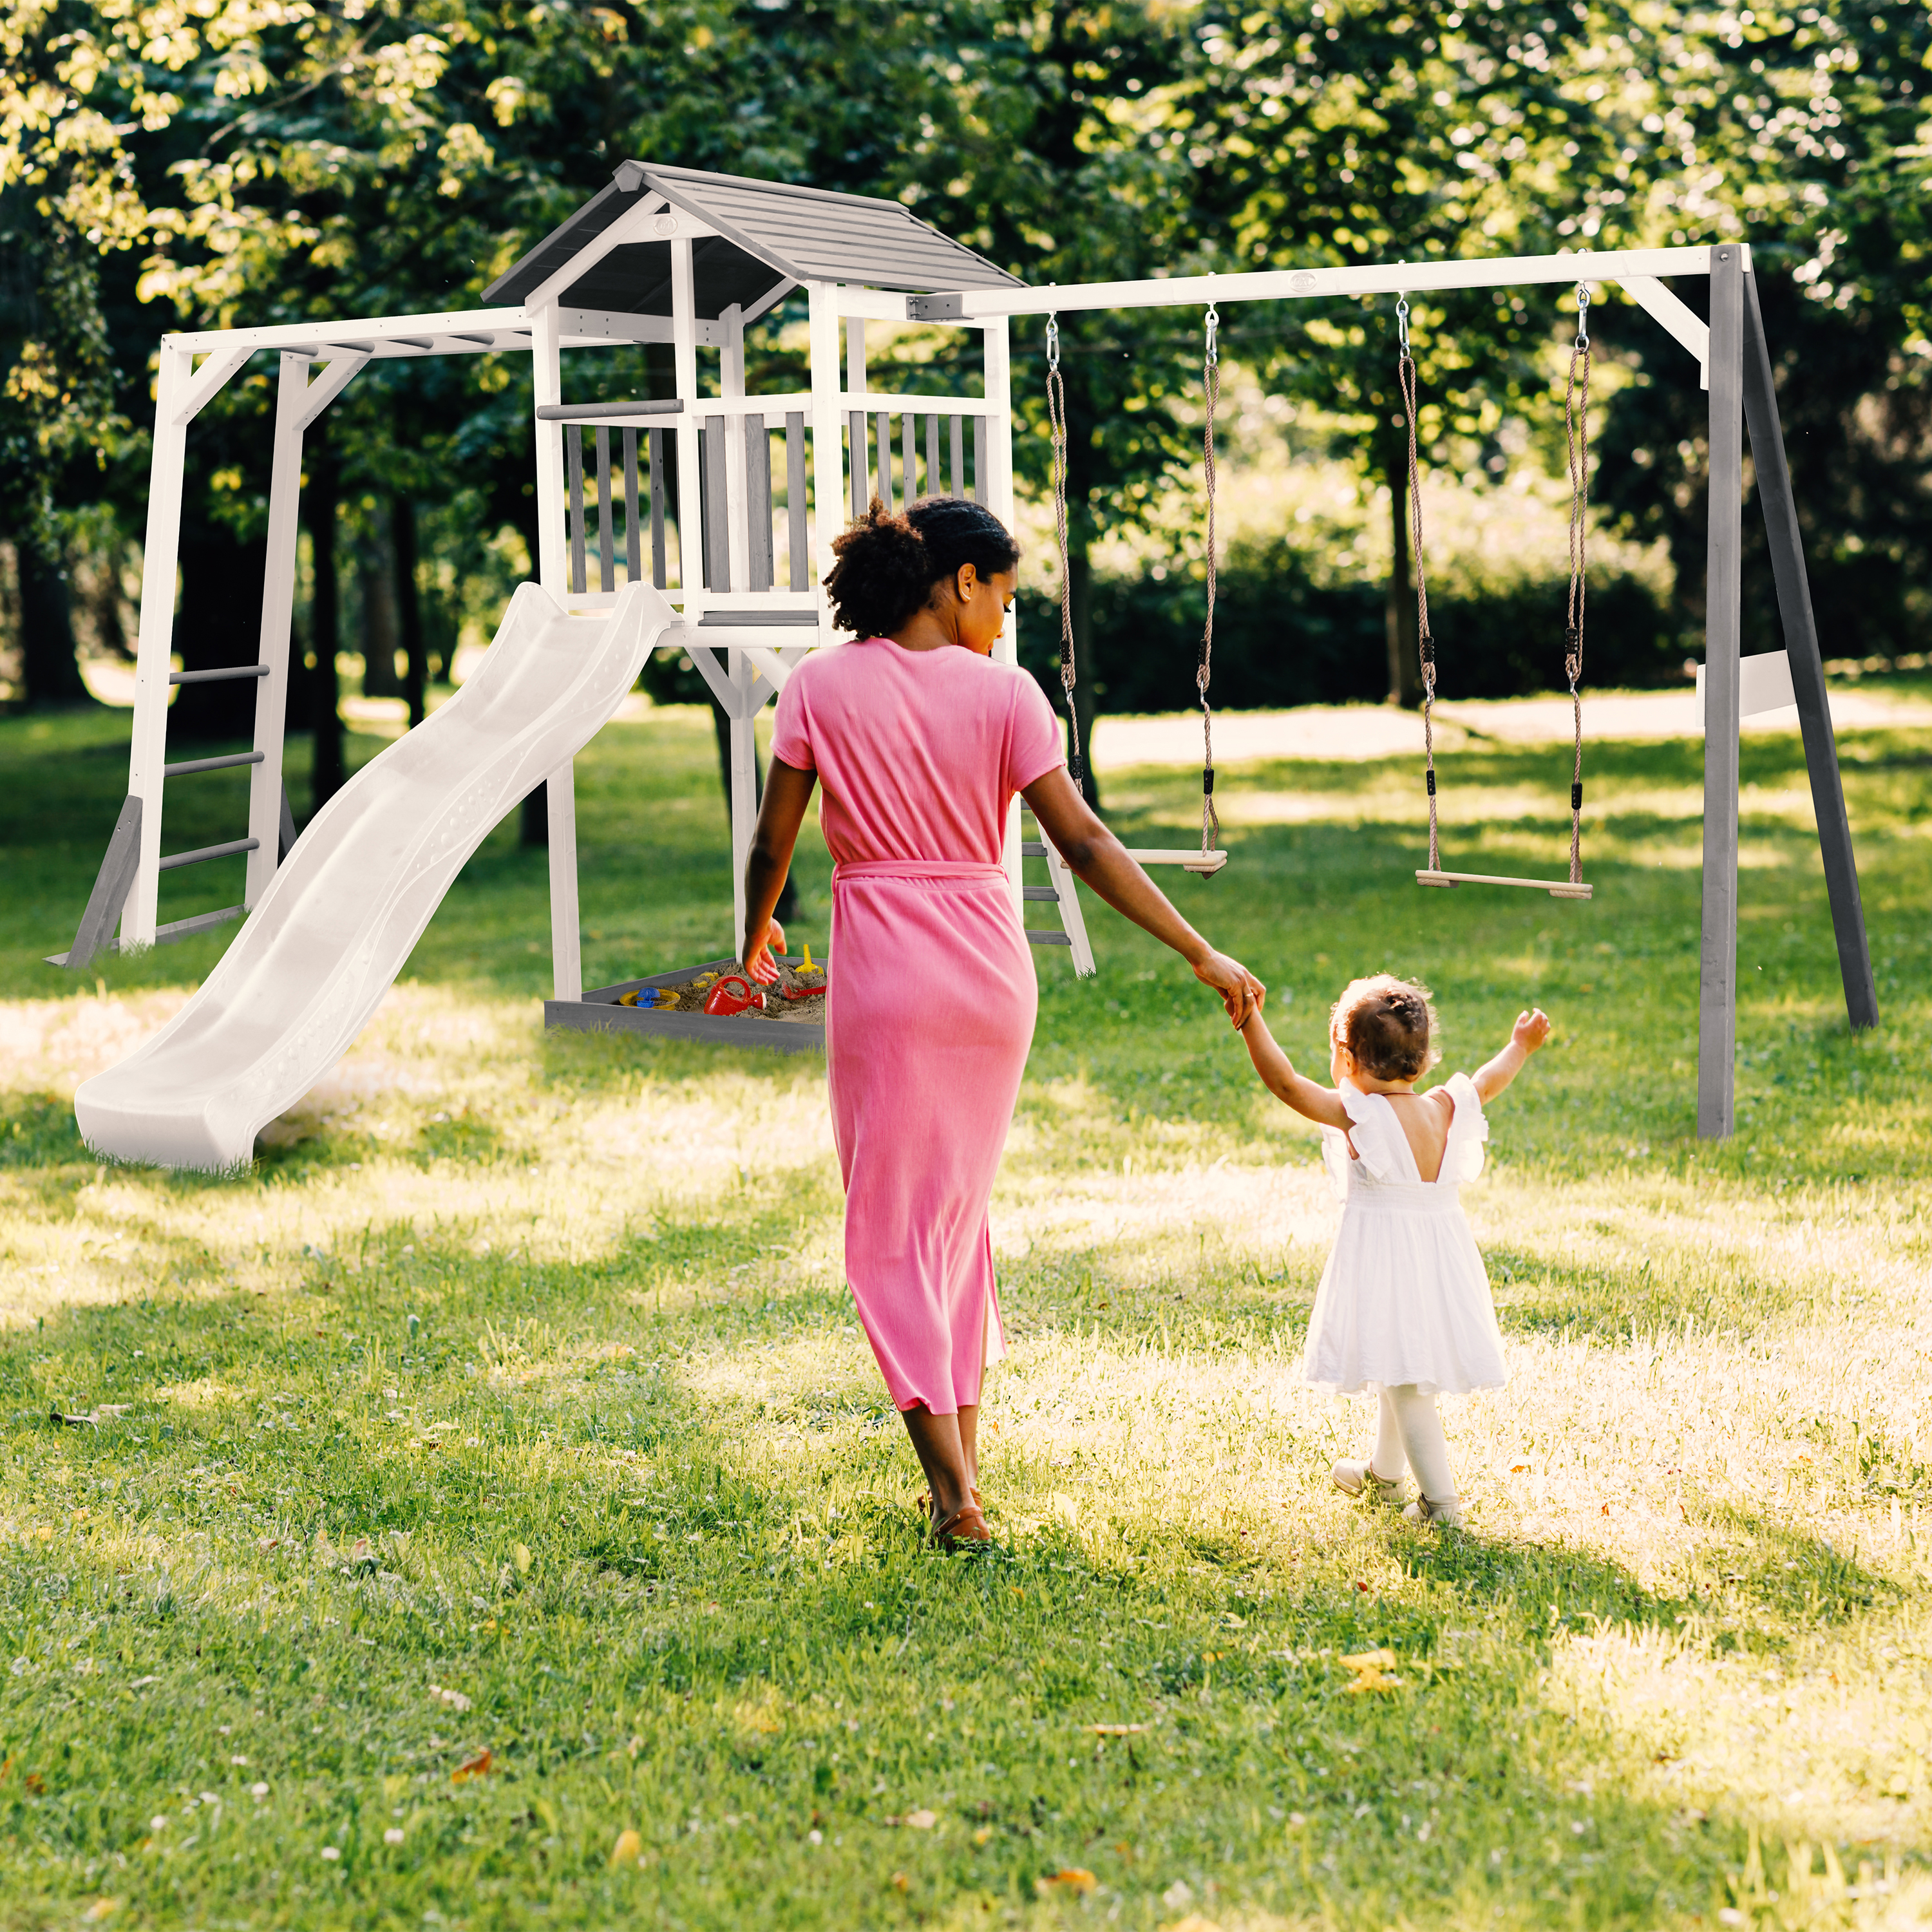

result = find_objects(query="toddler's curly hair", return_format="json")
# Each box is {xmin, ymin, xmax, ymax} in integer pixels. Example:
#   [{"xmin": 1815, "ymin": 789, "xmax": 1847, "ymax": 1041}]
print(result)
[{"xmin": 1330, "ymin": 974, "xmax": 1440, "ymax": 1082}]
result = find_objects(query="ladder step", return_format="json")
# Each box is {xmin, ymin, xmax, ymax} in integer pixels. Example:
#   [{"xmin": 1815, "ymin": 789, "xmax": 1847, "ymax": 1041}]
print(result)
[
  {"xmin": 158, "ymin": 837, "xmax": 260, "ymax": 872},
  {"xmin": 44, "ymin": 904, "xmax": 245, "ymax": 967},
  {"xmin": 1020, "ymin": 841, "xmax": 1048, "ymax": 857},
  {"xmin": 169, "ymin": 665, "xmax": 269, "ymax": 685},
  {"xmin": 163, "ymin": 751, "xmax": 266, "ymax": 778},
  {"xmin": 1021, "ymin": 886, "xmax": 1060, "ymax": 901},
  {"xmin": 1026, "ymin": 929, "xmax": 1074, "ymax": 946}
]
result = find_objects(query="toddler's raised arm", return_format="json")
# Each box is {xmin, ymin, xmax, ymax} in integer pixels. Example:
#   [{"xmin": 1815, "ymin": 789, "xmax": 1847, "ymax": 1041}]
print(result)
[
  {"xmin": 1238, "ymin": 1011, "xmax": 1352, "ymax": 1129},
  {"xmin": 1472, "ymin": 1008, "xmax": 1552, "ymax": 1103}
]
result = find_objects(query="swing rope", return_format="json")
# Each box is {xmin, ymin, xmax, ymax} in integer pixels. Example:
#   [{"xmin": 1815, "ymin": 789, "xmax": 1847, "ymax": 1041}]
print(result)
[
  {"xmin": 1045, "ymin": 313, "xmax": 1084, "ymax": 793},
  {"xmin": 1396, "ymin": 295, "xmax": 1440, "ymax": 875},
  {"xmin": 1563, "ymin": 282, "xmax": 1591, "ymax": 887},
  {"xmin": 1198, "ymin": 305, "xmax": 1221, "ymax": 857}
]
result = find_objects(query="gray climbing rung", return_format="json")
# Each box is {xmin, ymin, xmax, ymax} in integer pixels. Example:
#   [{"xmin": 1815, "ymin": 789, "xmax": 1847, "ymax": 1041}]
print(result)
[
  {"xmin": 158, "ymin": 837, "xmax": 260, "ymax": 871},
  {"xmin": 1021, "ymin": 841, "xmax": 1048, "ymax": 857},
  {"xmin": 1027, "ymin": 929, "xmax": 1074, "ymax": 946},
  {"xmin": 169, "ymin": 665, "xmax": 269, "ymax": 685},
  {"xmin": 1021, "ymin": 886, "xmax": 1060, "ymax": 901},
  {"xmin": 164, "ymin": 751, "xmax": 265, "ymax": 777}
]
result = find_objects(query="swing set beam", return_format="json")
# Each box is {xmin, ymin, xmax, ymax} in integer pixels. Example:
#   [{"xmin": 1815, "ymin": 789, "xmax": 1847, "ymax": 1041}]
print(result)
[{"xmin": 911, "ymin": 240, "xmax": 1877, "ymax": 1142}]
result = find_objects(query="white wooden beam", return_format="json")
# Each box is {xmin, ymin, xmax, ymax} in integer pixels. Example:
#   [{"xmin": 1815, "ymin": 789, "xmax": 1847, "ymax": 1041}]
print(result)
[
  {"xmin": 164, "ymin": 308, "xmax": 531, "ymax": 356},
  {"xmin": 807, "ymin": 281, "xmax": 844, "ymax": 645},
  {"xmin": 1616, "ymin": 274, "xmax": 1712, "ymax": 388},
  {"xmin": 169, "ymin": 345, "xmax": 255, "ymax": 426},
  {"xmin": 916, "ymin": 243, "xmax": 1742, "ymax": 321},
  {"xmin": 292, "ymin": 352, "xmax": 369, "ymax": 433},
  {"xmin": 244, "ymin": 353, "xmax": 310, "ymax": 905}
]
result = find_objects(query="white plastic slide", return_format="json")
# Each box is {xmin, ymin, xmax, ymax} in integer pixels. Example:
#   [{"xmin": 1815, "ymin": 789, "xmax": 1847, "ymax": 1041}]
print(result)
[{"xmin": 77, "ymin": 580, "xmax": 677, "ymax": 1171}]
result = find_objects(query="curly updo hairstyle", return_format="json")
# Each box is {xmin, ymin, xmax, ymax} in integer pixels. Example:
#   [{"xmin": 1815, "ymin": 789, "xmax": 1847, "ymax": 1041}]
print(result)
[
  {"xmin": 1330, "ymin": 974, "xmax": 1441, "ymax": 1083},
  {"xmin": 823, "ymin": 495, "xmax": 1020, "ymax": 639}
]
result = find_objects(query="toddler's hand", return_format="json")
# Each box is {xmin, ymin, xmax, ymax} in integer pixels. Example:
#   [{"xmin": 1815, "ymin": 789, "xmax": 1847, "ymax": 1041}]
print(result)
[
  {"xmin": 1513, "ymin": 1007, "xmax": 1551, "ymax": 1053},
  {"xmin": 744, "ymin": 916, "xmax": 786, "ymax": 985}
]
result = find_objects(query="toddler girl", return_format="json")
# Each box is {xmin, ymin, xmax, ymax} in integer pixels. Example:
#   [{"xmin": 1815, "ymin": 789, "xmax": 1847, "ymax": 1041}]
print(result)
[{"xmin": 1237, "ymin": 975, "xmax": 1550, "ymax": 1526}]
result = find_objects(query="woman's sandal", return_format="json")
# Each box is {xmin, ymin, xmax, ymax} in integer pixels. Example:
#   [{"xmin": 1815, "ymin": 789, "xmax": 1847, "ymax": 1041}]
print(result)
[{"xmin": 930, "ymin": 1499, "xmax": 992, "ymax": 1548}]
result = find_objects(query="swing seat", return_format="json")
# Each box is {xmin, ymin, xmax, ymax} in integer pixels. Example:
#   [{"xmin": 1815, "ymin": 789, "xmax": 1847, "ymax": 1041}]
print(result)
[
  {"xmin": 1127, "ymin": 847, "xmax": 1229, "ymax": 877},
  {"xmin": 1416, "ymin": 869, "xmax": 1592, "ymax": 900}
]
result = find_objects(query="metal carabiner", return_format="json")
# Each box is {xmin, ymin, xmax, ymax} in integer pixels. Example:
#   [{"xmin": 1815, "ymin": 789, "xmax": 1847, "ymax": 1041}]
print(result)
[
  {"xmin": 1046, "ymin": 312, "xmax": 1060, "ymax": 372},
  {"xmin": 1575, "ymin": 281, "xmax": 1591, "ymax": 352},
  {"xmin": 1396, "ymin": 294, "xmax": 1411, "ymax": 354},
  {"xmin": 1204, "ymin": 303, "xmax": 1220, "ymax": 368}
]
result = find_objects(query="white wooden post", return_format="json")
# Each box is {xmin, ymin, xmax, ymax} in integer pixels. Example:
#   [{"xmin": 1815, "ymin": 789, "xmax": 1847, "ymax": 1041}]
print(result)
[
  {"xmin": 846, "ymin": 304, "xmax": 868, "ymax": 516},
  {"xmin": 981, "ymin": 316, "xmax": 1025, "ymax": 916},
  {"xmin": 671, "ymin": 238, "xmax": 704, "ymax": 608},
  {"xmin": 123, "ymin": 340, "xmax": 194, "ymax": 947},
  {"xmin": 807, "ymin": 282, "xmax": 844, "ymax": 640},
  {"xmin": 730, "ymin": 657, "xmax": 759, "ymax": 960},
  {"xmin": 531, "ymin": 299, "xmax": 582, "ymax": 1001},
  {"xmin": 244, "ymin": 352, "xmax": 309, "ymax": 905},
  {"xmin": 721, "ymin": 302, "xmax": 750, "ymax": 596}
]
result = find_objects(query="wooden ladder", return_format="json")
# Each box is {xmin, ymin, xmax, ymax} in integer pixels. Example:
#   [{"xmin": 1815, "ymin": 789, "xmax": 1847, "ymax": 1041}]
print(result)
[{"xmin": 1019, "ymin": 812, "xmax": 1095, "ymax": 976}]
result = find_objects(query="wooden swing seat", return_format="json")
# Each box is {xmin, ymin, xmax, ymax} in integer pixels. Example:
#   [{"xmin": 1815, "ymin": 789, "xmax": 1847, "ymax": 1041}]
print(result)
[
  {"xmin": 1416, "ymin": 869, "xmax": 1591, "ymax": 900},
  {"xmin": 1128, "ymin": 847, "xmax": 1229, "ymax": 876}
]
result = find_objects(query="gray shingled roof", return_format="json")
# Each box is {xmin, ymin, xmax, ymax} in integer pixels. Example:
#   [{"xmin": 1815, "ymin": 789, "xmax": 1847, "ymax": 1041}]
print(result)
[{"xmin": 482, "ymin": 162, "xmax": 1023, "ymax": 314}]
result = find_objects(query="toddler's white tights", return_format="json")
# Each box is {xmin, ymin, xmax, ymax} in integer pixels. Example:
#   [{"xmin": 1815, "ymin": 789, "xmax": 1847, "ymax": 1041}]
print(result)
[{"xmin": 1369, "ymin": 1385, "xmax": 1457, "ymax": 1504}]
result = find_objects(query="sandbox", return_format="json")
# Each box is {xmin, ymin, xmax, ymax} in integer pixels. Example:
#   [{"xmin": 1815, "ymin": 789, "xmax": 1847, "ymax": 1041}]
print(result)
[{"xmin": 544, "ymin": 954, "xmax": 826, "ymax": 1053}]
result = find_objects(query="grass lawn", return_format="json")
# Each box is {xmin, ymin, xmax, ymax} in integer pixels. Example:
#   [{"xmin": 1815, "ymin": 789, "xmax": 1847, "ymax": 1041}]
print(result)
[{"xmin": 2, "ymin": 692, "xmax": 1930, "ymax": 1929}]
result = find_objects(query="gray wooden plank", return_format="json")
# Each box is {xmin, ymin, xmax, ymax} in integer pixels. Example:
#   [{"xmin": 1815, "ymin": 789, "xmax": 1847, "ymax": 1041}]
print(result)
[
  {"xmin": 594, "ymin": 425, "xmax": 614, "ymax": 591},
  {"xmin": 972, "ymin": 416, "xmax": 986, "ymax": 504},
  {"xmin": 746, "ymin": 414, "xmax": 773, "ymax": 591},
  {"xmin": 623, "ymin": 428, "xmax": 642, "ymax": 582},
  {"xmin": 278, "ymin": 782, "xmax": 298, "ymax": 863},
  {"xmin": 786, "ymin": 412, "xmax": 808, "ymax": 590},
  {"xmin": 649, "ymin": 429, "xmax": 668, "ymax": 589},
  {"xmin": 848, "ymin": 411, "xmax": 866, "ymax": 517},
  {"xmin": 902, "ymin": 410, "xmax": 916, "ymax": 504},
  {"xmin": 950, "ymin": 415, "xmax": 964, "ymax": 497},
  {"xmin": 926, "ymin": 413, "xmax": 940, "ymax": 497},
  {"xmin": 565, "ymin": 423, "xmax": 587, "ymax": 595},
  {"xmin": 1698, "ymin": 244, "xmax": 1746, "ymax": 1141},
  {"xmin": 704, "ymin": 414, "xmax": 730, "ymax": 591},
  {"xmin": 876, "ymin": 411, "xmax": 894, "ymax": 513},
  {"xmin": 61, "ymin": 794, "xmax": 142, "ymax": 972},
  {"xmin": 1741, "ymin": 271, "xmax": 1878, "ymax": 1032}
]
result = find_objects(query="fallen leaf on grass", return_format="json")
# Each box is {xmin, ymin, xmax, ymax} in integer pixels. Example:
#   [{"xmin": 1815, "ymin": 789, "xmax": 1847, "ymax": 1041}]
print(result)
[
  {"xmin": 512, "ymin": 1544, "xmax": 532, "ymax": 1575},
  {"xmin": 1339, "ymin": 1649, "xmax": 1401, "ymax": 1694},
  {"xmin": 1169, "ymin": 1918, "xmax": 1226, "ymax": 1932},
  {"xmin": 81, "ymin": 1900, "xmax": 121, "ymax": 1922},
  {"xmin": 451, "ymin": 1750, "xmax": 492, "ymax": 1783},
  {"xmin": 890, "ymin": 1871, "xmax": 909, "ymax": 1891},
  {"xmin": 609, "ymin": 1828, "xmax": 642, "ymax": 1868},
  {"xmin": 1090, "ymin": 1724, "xmax": 1146, "ymax": 1737},
  {"xmin": 1037, "ymin": 1868, "xmax": 1097, "ymax": 1895},
  {"xmin": 24, "ymin": 1774, "xmax": 44, "ymax": 1794},
  {"xmin": 428, "ymin": 1684, "xmax": 472, "ymax": 1712}
]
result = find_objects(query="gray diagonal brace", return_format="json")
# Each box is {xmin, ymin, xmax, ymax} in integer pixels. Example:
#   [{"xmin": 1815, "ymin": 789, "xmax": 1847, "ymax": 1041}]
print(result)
[
  {"xmin": 1740, "ymin": 274, "xmax": 1878, "ymax": 1031},
  {"xmin": 59, "ymin": 795, "xmax": 143, "ymax": 971}
]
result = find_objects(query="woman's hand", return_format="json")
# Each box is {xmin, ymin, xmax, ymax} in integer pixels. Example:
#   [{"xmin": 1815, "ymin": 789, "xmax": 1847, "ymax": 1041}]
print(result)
[
  {"xmin": 1192, "ymin": 949, "xmax": 1265, "ymax": 1028},
  {"xmin": 744, "ymin": 916, "xmax": 786, "ymax": 985}
]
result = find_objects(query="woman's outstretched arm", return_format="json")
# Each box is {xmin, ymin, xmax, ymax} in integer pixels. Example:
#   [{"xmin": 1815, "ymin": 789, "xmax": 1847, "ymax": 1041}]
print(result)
[
  {"xmin": 1021, "ymin": 764, "xmax": 1265, "ymax": 1027},
  {"xmin": 743, "ymin": 756, "xmax": 818, "ymax": 981}
]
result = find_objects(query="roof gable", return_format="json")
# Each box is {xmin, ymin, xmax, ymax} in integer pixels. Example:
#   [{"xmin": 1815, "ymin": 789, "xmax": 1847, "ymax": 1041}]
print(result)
[{"xmin": 482, "ymin": 163, "xmax": 1022, "ymax": 313}]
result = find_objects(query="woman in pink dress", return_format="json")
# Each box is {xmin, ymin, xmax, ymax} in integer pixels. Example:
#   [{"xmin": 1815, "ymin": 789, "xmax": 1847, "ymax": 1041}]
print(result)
[{"xmin": 743, "ymin": 498, "xmax": 1263, "ymax": 1546}]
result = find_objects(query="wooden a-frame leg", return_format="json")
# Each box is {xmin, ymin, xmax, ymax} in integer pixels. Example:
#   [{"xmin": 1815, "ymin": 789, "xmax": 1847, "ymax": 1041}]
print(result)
[
  {"xmin": 1739, "ymin": 272, "xmax": 1879, "ymax": 1032},
  {"xmin": 53, "ymin": 796, "xmax": 143, "ymax": 971},
  {"xmin": 1698, "ymin": 245, "xmax": 1746, "ymax": 1141}
]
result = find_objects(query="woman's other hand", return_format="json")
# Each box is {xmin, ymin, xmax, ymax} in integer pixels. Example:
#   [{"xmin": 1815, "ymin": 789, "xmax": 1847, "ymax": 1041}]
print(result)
[
  {"xmin": 1193, "ymin": 949, "xmax": 1265, "ymax": 1028},
  {"xmin": 744, "ymin": 916, "xmax": 786, "ymax": 985}
]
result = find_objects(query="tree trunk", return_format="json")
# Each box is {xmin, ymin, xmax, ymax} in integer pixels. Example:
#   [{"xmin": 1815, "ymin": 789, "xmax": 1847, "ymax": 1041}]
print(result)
[
  {"xmin": 359, "ymin": 502, "xmax": 402, "ymax": 697},
  {"xmin": 1383, "ymin": 437, "xmax": 1421, "ymax": 708},
  {"xmin": 395, "ymin": 494, "xmax": 426, "ymax": 727},
  {"xmin": 308, "ymin": 436, "xmax": 345, "ymax": 810},
  {"xmin": 17, "ymin": 536, "xmax": 90, "ymax": 706},
  {"xmin": 173, "ymin": 515, "xmax": 267, "ymax": 738},
  {"xmin": 521, "ymin": 783, "xmax": 548, "ymax": 848},
  {"xmin": 1063, "ymin": 547, "xmax": 1101, "ymax": 810}
]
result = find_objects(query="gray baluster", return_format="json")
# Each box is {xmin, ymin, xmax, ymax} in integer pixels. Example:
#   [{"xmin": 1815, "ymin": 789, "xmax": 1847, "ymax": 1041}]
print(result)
[
  {"xmin": 595, "ymin": 425, "xmax": 614, "ymax": 592},
  {"xmin": 649, "ymin": 428, "xmax": 667, "ymax": 589},
  {"xmin": 786, "ymin": 412, "xmax": 808, "ymax": 591},
  {"xmin": 566, "ymin": 423, "xmax": 586, "ymax": 594},
  {"xmin": 623, "ymin": 428, "xmax": 641, "ymax": 582}
]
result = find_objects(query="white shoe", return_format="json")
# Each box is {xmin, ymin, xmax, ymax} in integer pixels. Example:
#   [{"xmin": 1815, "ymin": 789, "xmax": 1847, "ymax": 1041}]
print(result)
[
  {"xmin": 1332, "ymin": 1459, "xmax": 1410, "ymax": 1506},
  {"xmin": 1402, "ymin": 1495, "xmax": 1464, "ymax": 1528}
]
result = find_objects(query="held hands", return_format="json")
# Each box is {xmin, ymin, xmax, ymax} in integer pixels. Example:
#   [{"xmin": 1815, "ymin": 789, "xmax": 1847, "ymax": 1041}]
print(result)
[
  {"xmin": 1193, "ymin": 950, "xmax": 1266, "ymax": 1029},
  {"xmin": 1513, "ymin": 1007, "xmax": 1552, "ymax": 1054},
  {"xmin": 744, "ymin": 916, "xmax": 787, "ymax": 985}
]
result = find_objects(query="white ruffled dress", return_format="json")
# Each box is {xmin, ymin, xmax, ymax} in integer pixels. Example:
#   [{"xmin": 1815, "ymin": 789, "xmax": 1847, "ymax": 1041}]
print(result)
[{"xmin": 1302, "ymin": 1074, "xmax": 1506, "ymax": 1397}]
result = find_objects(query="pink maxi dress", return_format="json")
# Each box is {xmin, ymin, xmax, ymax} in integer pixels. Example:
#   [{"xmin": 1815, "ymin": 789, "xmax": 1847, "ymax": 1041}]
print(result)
[{"xmin": 770, "ymin": 636, "xmax": 1064, "ymax": 1415}]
